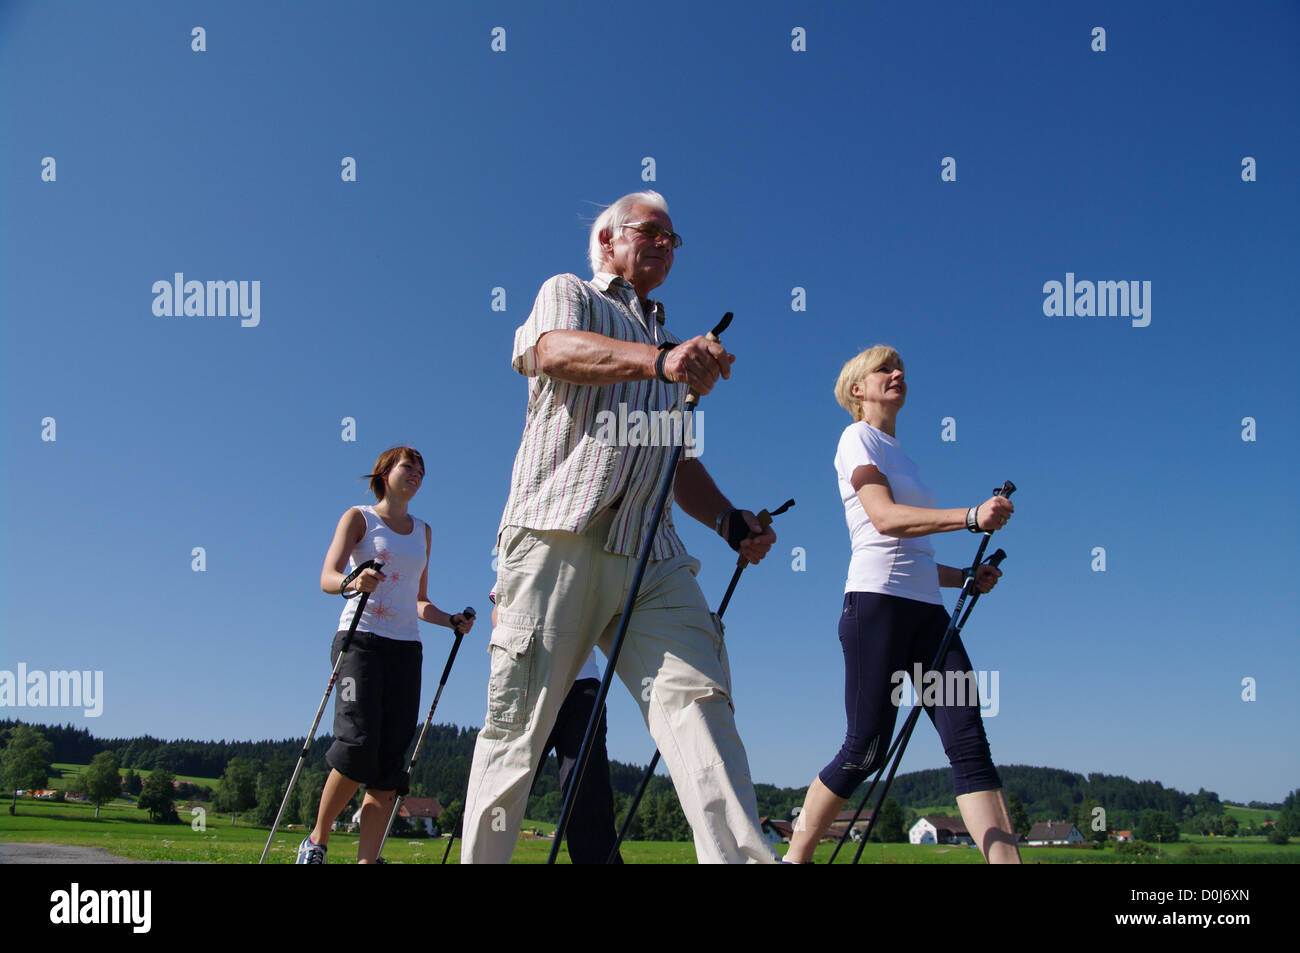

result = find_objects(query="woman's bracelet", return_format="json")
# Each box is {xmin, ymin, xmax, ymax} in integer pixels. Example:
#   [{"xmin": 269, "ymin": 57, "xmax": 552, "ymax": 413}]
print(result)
[{"xmin": 966, "ymin": 505, "xmax": 981, "ymax": 533}]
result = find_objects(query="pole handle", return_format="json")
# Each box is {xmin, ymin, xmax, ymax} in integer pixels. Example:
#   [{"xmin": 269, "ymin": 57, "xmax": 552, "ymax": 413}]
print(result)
[
  {"xmin": 684, "ymin": 312, "xmax": 732, "ymax": 409},
  {"xmin": 733, "ymin": 498, "xmax": 796, "ymax": 568},
  {"xmin": 340, "ymin": 559, "xmax": 384, "ymax": 599}
]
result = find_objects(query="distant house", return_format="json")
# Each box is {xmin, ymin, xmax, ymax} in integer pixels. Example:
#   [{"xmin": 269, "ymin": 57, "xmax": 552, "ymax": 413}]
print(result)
[
  {"xmin": 1026, "ymin": 821, "xmax": 1084, "ymax": 845},
  {"xmin": 1112, "ymin": 829, "xmax": 1134, "ymax": 842},
  {"xmin": 910, "ymin": 816, "xmax": 973, "ymax": 846},
  {"xmin": 350, "ymin": 796, "xmax": 444, "ymax": 836},
  {"xmin": 400, "ymin": 797, "xmax": 444, "ymax": 835},
  {"xmin": 786, "ymin": 807, "xmax": 874, "ymax": 844},
  {"xmin": 760, "ymin": 817, "xmax": 792, "ymax": 843},
  {"xmin": 830, "ymin": 808, "xmax": 876, "ymax": 843}
]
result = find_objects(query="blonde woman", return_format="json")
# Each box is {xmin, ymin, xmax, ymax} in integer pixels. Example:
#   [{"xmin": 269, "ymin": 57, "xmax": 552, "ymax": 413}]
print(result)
[{"xmin": 784, "ymin": 347, "xmax": 1020, "ymax": 864}]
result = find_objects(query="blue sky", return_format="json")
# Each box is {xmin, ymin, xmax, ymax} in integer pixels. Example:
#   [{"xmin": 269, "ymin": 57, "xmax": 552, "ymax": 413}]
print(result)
[{"xmin": 2, "ymin": 1, "xmax": 1297, "ymax": 805}]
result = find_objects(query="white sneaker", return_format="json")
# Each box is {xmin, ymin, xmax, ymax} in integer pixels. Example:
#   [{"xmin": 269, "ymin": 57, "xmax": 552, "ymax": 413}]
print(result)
[{"xmin": 296, "ymin": 837, "xmax": 327, "ymax": 864}]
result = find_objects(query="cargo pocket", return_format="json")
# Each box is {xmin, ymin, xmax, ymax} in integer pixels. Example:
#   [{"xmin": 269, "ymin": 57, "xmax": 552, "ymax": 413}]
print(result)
[
  {"xmin": 709, "ymin": 611, "xmax": 736, "ymax": 708},
  {"xmin": 486, "ymin": 628, "xmax": 536, "ymax": 731}
]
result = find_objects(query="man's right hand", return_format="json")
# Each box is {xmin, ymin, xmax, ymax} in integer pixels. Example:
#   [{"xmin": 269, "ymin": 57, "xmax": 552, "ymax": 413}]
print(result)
[{"xmin": 662, "ymin": 335, "xmax": 735, "ymax": 395}]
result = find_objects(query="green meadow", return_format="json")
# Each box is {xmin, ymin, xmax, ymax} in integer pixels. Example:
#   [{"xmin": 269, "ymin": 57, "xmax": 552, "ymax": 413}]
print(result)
[
  {"xmin": 0, "ymin": 796, "xmax": 695, "ymax": 863},
  {"xmin": 2, "ymin": 796, "xmax": 1293, "ymax": 864},
  {"xmin": 1221, "ymin": 804, "xmax": 1277, "ymax": 826},
  {"xmin": 49, "ymin": 762, "xmax": 222, "ymax": 791}
]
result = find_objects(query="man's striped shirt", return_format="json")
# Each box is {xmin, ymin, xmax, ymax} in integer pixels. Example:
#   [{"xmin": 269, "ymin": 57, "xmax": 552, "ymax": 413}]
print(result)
[{"xmin": 499, "ymin": 271, "xmax": 691, "ymax": 558}]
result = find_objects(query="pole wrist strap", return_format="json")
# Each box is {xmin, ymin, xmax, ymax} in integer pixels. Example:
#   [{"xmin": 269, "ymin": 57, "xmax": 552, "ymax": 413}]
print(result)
[{"xmin": 655, "ymin": 341, "xmax": 675, "ymax": 382}]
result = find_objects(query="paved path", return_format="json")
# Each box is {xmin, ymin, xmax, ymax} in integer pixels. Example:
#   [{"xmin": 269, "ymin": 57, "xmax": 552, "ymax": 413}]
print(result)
[{"xmin": 0, "ymin": 843, "xmax": 198, "ymax": 864}]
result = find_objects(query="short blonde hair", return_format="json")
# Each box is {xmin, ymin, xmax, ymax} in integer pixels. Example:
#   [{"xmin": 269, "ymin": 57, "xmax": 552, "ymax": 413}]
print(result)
[{"xmin": 834, "ymin": 346, "xmax": 904, "ymax": 421}]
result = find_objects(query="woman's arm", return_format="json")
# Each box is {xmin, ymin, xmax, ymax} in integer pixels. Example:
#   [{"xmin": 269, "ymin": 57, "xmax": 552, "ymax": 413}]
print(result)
[
  {"xmin": 416, "ymin": 524, "xmax": 475, "ymax": 632},
  {"xmin": 851, "ymin": 465, "xmax": 1013, "ymax": 539},
  {"xmin": 938, "ymin": 563, "xmax": 1003, "ymax": 591},
  {"xmin": 320, "ymin": 508, "xmax": 378, "ymax": 594}
]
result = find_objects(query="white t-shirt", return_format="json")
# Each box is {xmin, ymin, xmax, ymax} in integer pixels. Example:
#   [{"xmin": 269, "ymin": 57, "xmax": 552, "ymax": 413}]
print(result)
[{"xmin": 835, "ymin": 422, "xmax": 942, "ymax": 605}]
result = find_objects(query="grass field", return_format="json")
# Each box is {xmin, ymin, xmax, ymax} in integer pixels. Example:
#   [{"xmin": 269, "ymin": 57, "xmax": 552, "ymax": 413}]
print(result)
[
  {"xmin": 49, "ymin": 762, "xmax": 222, "ymax": 791},
  {"xmin": 1221, "ymin": 804, "xmax": 1278, "ymax": 825},
  {"xmin": 1, "ymin": 796, "xmax": 1294, "ymax": 864},
  {"xmin": 0, "ymin": 796, "xmax": 698, "ymax": 863}
]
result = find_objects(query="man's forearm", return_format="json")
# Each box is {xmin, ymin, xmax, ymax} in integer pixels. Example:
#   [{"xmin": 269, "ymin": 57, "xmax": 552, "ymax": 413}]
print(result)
[
  {"xmin": 536, "ymin": 330, "xmax": 658, "ymax": 385},
  {"xmin": 674, "ymin": 458, "xmax": 731, "ymax": 531}
]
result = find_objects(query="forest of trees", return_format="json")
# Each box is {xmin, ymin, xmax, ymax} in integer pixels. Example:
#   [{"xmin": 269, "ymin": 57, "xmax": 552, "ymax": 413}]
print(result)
[{"xmin": 4, "ymin": 719, "xmax": 1295, "ymax": 843}]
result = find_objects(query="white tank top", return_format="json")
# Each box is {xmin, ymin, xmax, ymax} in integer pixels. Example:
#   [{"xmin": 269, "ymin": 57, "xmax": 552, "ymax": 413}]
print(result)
[{"xmin": 337, "ymin": 505, "xmax": 428, "ymax": 642}]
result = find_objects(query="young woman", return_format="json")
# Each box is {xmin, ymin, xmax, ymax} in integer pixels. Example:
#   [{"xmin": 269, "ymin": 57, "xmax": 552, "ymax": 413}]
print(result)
[
  {"xmin": 297, "ymin": 446, "xmax": 474, "ymax": 864},
  {"xmin": 784, "ymin": 347, "xmax": 1020, "ymax": 864}
]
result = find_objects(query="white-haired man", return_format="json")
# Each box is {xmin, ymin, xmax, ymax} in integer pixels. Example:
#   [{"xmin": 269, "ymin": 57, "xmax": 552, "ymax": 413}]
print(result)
[{"xmin": 461, "ymin": 191, "xmax": 780, "ymax": 863}]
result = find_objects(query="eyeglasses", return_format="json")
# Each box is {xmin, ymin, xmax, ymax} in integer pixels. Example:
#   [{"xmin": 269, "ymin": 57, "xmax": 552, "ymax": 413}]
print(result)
[{"xmin": 619, "ymin": 221, "xmax": 684, "ymax": 249}]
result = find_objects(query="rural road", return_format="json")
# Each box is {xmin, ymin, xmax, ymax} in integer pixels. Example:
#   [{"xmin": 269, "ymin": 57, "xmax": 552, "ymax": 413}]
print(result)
[{"xmin": 0, "ymin": 843, "xmax": 198, "ymax": 864}]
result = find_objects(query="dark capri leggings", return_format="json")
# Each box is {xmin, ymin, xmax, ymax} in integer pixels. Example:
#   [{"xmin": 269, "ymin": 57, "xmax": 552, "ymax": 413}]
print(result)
[{"xmin": 819, "ymin": 591, "xmax": 1001, "ymax": 799}]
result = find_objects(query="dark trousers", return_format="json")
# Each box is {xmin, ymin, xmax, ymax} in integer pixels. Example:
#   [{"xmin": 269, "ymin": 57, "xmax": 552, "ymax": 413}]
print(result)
[{"xmin": 542, "ymin": 677, "xmax": 623, "ymax": 864}]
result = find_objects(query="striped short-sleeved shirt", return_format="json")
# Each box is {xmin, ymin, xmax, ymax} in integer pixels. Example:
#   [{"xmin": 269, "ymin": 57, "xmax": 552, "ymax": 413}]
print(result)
[{"xmin": 498, "ymin": 272, "xmax": 690, "ymax": 559}]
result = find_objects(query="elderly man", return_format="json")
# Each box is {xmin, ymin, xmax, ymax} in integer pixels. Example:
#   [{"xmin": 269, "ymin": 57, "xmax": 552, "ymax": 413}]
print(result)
[{"xmin": 462, "ymin": 190, "xmax": 779, "ymax": 864}]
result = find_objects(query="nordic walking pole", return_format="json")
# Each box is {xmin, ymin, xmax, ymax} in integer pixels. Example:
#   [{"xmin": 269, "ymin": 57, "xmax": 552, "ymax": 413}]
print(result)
[
  {"xmin": 846, "ymin": 550, "xmax": 1007, "ymax": 863},
  {"xmin": 440, "ymin": 816, "xmax": 461, "ymax": 864},
  {"xmin": 845, "ymin": 481, "xmax": 1016, "ymax": 863},
  {"xmin": 830, "ymin": 547, "xmax": 1009, "ymax": 862},
  {"xmin": 547, "ymin": 311, "xmax": 733, "ymax": 864},
  {"xmin": 375, "ymin": 605, "xmax": 475, "ymax": 861},
  {"xmin": 606, "ymin": 497, "xmax": 796, "ymax": 862},
  {"xmin": 259, "ymin": 559, "xmax": 383, "ymax": 864},
  {"xmin": 608, "ymin": 750, "xmax": 661, "ymax": 861},
  {"xmin": 716, "ymin": 498, "xmax": 795, "ymax": 618}
]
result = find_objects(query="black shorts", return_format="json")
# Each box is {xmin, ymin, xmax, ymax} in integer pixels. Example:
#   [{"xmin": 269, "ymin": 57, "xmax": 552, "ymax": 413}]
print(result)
[{"xmin": 325, "ymin": 630, "xmax": 422, "ymax": 791}]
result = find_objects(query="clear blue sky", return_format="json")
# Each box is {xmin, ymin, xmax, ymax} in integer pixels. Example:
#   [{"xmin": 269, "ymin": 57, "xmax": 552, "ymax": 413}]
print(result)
[{"xmin": 2, "ymin": 1, "xmax": 1297, "ymax": 805}]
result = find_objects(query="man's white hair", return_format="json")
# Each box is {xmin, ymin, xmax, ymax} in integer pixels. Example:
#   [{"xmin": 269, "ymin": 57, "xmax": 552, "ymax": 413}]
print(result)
[{"xmin": 588, "ymin": 190, "xmax": 670, "ymax": 275}]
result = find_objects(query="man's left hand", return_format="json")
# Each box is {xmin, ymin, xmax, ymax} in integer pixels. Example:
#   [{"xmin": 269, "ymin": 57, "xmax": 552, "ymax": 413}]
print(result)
[{"xmin": 734, "ymin": 510, "xmax": 776, "ymax": 566}]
